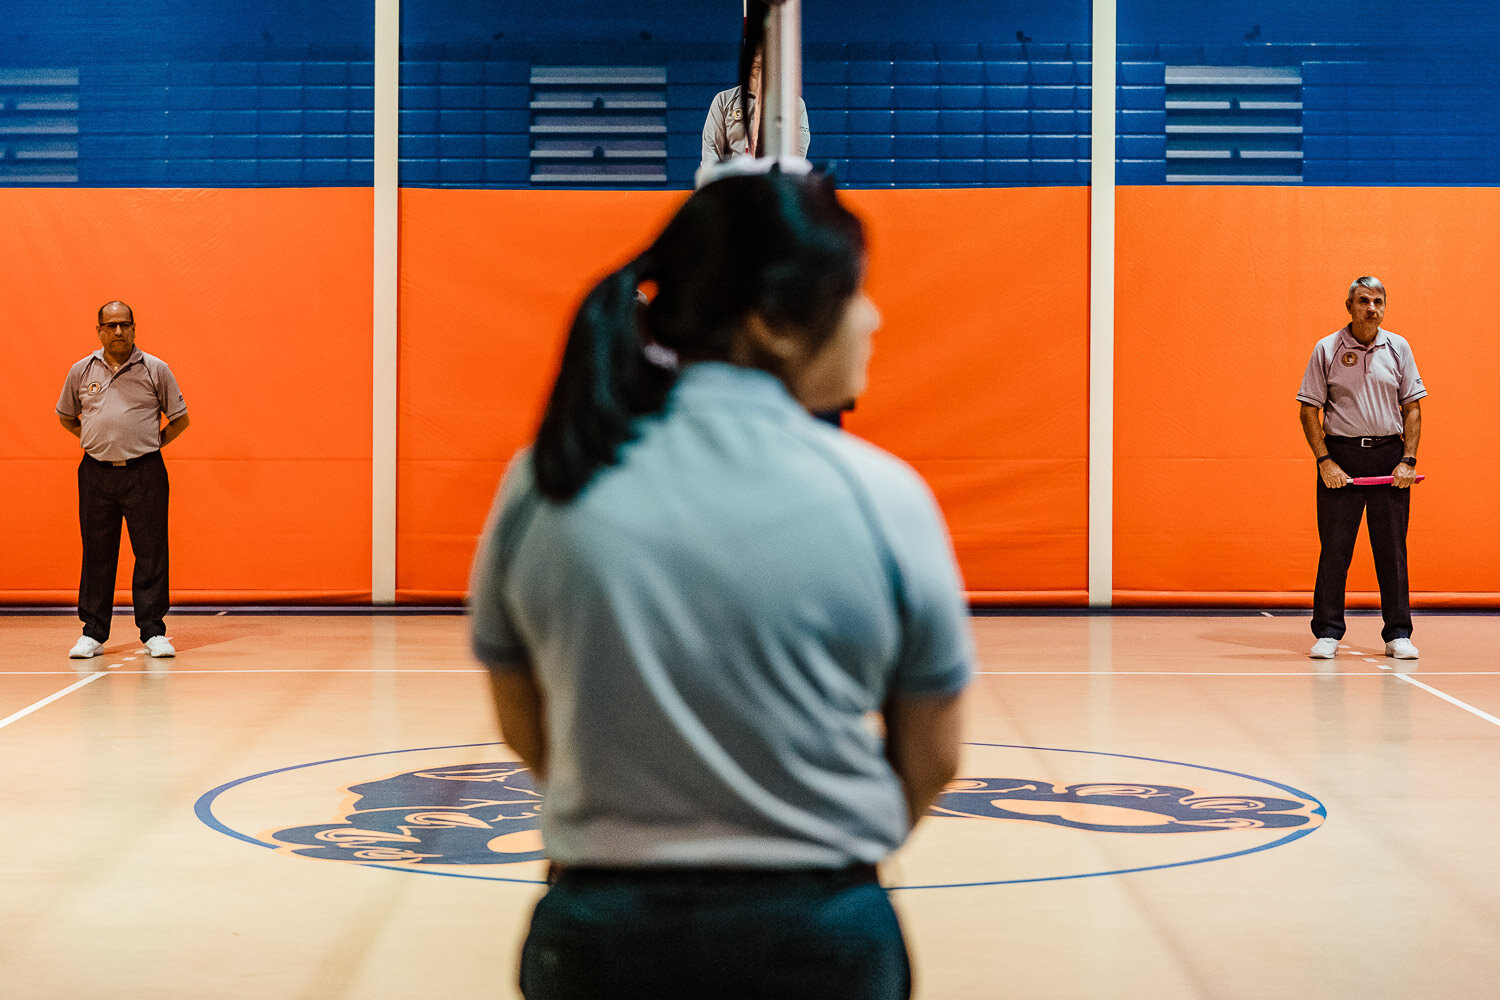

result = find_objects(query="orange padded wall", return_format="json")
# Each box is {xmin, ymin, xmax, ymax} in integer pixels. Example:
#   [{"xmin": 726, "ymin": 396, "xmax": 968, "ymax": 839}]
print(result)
[
  {"xmin": 0, "ymin": 188, "xmax": 374, "ymax": 603},
  {"xmin": 1115, "ymin": 185, "xmax": 1500, "ymax": 605},
  {"xmin": 13, "ymin": 184, "xmax": 1489, "ymax": 606},
  {"xmin": 394, "ymin": 187, "xmax": 1091, "ymax": 602}
]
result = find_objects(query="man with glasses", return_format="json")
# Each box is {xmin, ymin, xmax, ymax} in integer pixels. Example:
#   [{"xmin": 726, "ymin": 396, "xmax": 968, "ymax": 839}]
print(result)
[{"xmin": 56, "ymin": 301, "xmax": 190, "ymax": 659}]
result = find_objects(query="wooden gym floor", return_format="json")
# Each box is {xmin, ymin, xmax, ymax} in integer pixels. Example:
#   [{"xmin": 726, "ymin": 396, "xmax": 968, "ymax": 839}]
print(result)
[{"xmin": 2, "ymin": 609, "xmax": 1497, "ymax": 999}]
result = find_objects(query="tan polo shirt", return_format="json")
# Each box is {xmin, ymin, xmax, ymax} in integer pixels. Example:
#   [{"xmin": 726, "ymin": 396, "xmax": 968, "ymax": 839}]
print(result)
[{"xmin": 56, "ymin": 348, "xmax": 187, "ymax": 462}]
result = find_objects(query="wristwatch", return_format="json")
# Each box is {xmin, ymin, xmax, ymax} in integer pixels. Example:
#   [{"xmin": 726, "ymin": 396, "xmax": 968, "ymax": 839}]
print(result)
[
  {"xmin": 1317, "ymin": 455, "xmax": 1334, "ymax": 464},
  {"xmin": 1400, "ymin": 456, "xmax": 1417, "ymax": 467}
]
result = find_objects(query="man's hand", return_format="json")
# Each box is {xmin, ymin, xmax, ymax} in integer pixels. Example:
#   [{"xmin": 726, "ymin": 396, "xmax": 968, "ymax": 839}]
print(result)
[
  {"xmin": 1319, "ymin": 459, "xmax": 1350, "ymax": 489},
  {"xmin": 1392, "ymin": 461, "xmax": 1419, "ymax": 489}
]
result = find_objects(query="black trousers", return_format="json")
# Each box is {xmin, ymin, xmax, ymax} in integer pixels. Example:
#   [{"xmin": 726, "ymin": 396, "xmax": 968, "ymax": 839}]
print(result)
[
  {"xmin": 77, "ymin": 451, "xmax": 170, "ymax": 642},
  {"xmin": 1312, "ymin": 437, "xmax": 1412, "ymax": 642},
  {"xmin": 521, "ymin": 865, "xmax": 908, "ymax": 1000}
]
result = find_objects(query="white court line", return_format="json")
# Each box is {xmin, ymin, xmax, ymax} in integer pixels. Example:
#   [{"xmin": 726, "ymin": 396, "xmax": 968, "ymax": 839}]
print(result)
[
  {"xmin": 968, "ymin": 669, "xmax": 1500, "ymax": 680},
  {"xmin": 1, "ymin": 668, "xmax": 482, "ymax": 676},
  {"xmin": 0, "ymin": 671, "xmax": 110, "ymax": 731},
  {"xmin": 1394, "ymin": 673, "xmax": 1500, "ymax": 729},
  {"xmin": 6, "ymin": 666, "xmax": 1498, "ymax": 678}
]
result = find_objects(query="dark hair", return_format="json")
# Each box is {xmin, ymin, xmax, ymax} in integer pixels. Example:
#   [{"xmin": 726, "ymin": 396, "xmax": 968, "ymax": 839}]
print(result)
[
  {"xmin": 532, "ymin": 169, "xmax": 866, "ymax": 503},
  {"xmin": 738, "ymin": 2, "xmax": 771, "ymax": 150}
]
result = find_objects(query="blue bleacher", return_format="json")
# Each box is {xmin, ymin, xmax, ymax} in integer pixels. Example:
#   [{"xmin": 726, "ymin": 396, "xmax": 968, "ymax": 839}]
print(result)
[
  {"xmin": 987, "ymin": 86, "xmax": 1028, "ymax": 109},
  {"xmin": 937, "ymin": 86, "xmax": 985, "ymax": 110},
  {"xmin": 849, "ymin": 85, "xmax": 894, "ymax": 109},
  {"xmin": 55, "ymin": 42, "xmax": 1103, "ymax": 189},
  {"xmin": 848, "ymin": 61, "xmax": 894, "ymax": 85},
  {"xmin": 984, "ymin": 62, "xmax": 1029, "ymax": 85},
  {"xmin": 935, "ymin": 63, "xmax": 982, "ymax": 85},
  {"xmin": 938, "ymin": 110, "xmax": 984, "ymax": 133},
  {"xmin": 848, "ymin": 134, "xmax": 894, "ymax": 158},
  {"xmin": 46, "ymin": 32, "xmax": 1500, "ymax": 191},
  {"xmin": 888, "ymin": 85, "xmax": 936, "ymax": 108},
  {"xmin": 938, "ymin": 134, "xmax": 985, "ymax": 159},
  {"xmin": 938, "ymin": 159, "xmax": 986, "ymax": 184},
  {"xmin": 892, "ymin": 135, "xmax": 939, "ymax": 158}
]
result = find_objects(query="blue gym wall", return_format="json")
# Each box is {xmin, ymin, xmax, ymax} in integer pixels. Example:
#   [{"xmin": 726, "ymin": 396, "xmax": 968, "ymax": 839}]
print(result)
[{"xmin": 9, "ymin": 0, "xmax": 1497, "ymax": 189}]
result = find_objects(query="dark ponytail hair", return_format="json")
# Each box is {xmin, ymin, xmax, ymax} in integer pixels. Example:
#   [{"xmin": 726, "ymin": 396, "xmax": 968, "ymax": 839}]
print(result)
[
  {"xmin": 532, "ymin": 169, "xmax": 866, "ymax": 503},
  {"xmin": 531, "ymin": 261, "xmax": 675, "ymax": 502}
]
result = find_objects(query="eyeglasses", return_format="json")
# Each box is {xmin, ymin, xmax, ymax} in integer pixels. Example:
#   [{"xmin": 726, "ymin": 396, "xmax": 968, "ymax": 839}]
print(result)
[{"xmin": 98, "ymin": 322, "xmax": 135, "ymax": 330}]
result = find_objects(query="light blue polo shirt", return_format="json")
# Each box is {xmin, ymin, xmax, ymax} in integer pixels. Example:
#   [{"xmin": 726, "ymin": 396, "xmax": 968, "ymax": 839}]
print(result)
[{"xmin": 470, "ymin": 362, "xmax": 972, "ymax": 869}]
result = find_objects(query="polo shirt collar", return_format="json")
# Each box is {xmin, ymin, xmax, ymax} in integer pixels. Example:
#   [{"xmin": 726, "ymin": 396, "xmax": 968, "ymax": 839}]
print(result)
[
  {"xmin": 672, "ymin": 361, "xmax": 803, "ymax": 417},
  {"xmin": 92, "ymin": 346, "xmax": 145, "ymax": 369},
  {"xmin": 1337, "ymin": 324, "xmax": 1389, "ymax": 351}
]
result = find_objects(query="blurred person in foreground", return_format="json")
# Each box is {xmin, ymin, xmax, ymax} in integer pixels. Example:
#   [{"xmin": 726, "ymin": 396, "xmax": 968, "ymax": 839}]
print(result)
[{"xmin": 469, "ymin": 161, "xmax": 972, "ymax": 1000}]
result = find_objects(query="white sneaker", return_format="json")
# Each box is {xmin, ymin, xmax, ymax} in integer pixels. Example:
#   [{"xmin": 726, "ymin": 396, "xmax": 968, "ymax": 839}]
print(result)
[
  {"xmin": 1385, "ymin": 637, "xmax": 1419, "ymax": 659},
  {"xmin": 144, "ymin": 635, "xmax": 176, "ymax": 658},
  {"xmin": 1310, "ymin": 637, "xmax": 1338, "ymax": 659},
  {"xmin": 69, "ymin": 636, "xmax": 103, "ymax": 659}
]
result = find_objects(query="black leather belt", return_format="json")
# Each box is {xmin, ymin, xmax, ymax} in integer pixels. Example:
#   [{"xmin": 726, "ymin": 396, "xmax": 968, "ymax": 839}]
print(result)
[
  {"xmin": 1325, "ymin": 435, "xmax": 1401, "ymax": 448},
  {"xmin": 548, "ymin": 862, "xmax": 880, "ymax": 887},
  {"xmin": 85, "ymin": 451, "xmax": 160, "ymax": 468}
]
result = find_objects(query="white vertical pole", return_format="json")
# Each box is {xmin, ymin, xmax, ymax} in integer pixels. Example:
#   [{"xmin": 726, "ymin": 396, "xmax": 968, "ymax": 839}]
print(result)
[
  {"xmin": 1089, "ymin": 0, "xmax": 1117, "ymax": 607},
  {"xmin": 372, "ymin": 0, "xmax": 400, "ymax": 604},
  {"xmin": 762, "ymin": 0, "xmax": 801, "ymax": 158}
]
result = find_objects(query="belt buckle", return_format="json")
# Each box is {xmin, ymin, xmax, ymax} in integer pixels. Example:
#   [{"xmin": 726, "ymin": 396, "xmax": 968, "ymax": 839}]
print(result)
[
  {"xmin": 1359, "ymin": 437, "xmax": 1376, "ymax": 448},
  {"xmin": 111, "ymin": 460, "xmax": 128, "ymax": 467}
]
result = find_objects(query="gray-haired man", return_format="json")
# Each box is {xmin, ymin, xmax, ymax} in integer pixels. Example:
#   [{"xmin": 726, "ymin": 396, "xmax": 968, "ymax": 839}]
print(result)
[{"xmin": 1297, "ymin": 277, "xmax": 1425, "ymax": 660}]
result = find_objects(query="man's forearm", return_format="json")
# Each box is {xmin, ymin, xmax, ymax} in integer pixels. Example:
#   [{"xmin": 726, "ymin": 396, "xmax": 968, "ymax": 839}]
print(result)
[
  {"xmin": 1402, "ymin": 405, "xmax": 1421, "ymax": 458},
  {"xmin": 488, "ymin": 668, "xmax": 548, "ymax": 779},
  {"xmin": 1299, "ymin": 404, "xmax": 1328, "ymax": 458},
  {"xmin": 160, "ymin": 413, "xmax": 190, "ymax": 447},
  {"xmin": 884, "ymin": 692, "xmax": 964, "ymax": 829}
]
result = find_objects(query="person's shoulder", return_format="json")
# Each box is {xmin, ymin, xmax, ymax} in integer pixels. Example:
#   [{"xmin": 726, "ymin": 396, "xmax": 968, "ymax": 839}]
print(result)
[
  {"xmin": 712, "ymin": 87, "xmax": 741, "ymax": 106},
  {"xmin": 1380, "ymin": 329, "xmax": 1414, "ymax": 352},
  {"xmin": 811, "ymin": 426, "xmax": 936, "ymax": 510},
  {"xmin": 1309, "ymin": 329, "xmax": 1344, "ymax": 354}
]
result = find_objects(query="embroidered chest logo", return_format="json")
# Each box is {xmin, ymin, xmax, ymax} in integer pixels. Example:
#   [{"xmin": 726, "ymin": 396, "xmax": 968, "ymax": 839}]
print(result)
[
  {"xmin": 85, "ymin": 380, "xmax": 103, "ymax": 395},
  {"xmin": 730, "ymin": 107, "xmax": 742, "ymax": 121},
  {"xmin": 1340, "ymin": 351, "xmax": 1359, "ymax": 367}
]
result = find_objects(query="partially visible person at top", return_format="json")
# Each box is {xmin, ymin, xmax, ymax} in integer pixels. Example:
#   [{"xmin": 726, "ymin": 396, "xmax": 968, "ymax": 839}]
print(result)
[
  {"xmin": 700, "ymin": 2, "xmax": 811, "ymax": 175},
  {"xmin": 1297, "ymin": 276, "xmax": 1426, "ymax": 661},
  {"xmin": 469, "ymin": 163, "xmax": 972, "ymax": 1000},
  {"xmin": 56, "ymin": 301, "xmax": 190, "ymax": 660}
]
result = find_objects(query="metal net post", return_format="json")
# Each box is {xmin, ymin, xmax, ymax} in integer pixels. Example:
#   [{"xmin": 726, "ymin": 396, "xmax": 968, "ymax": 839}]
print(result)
[{"xmin": 762, "ymin": 0, "xmax": 802, "ymax": 159}]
